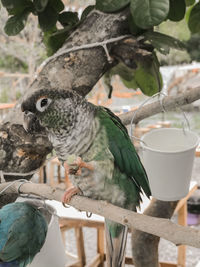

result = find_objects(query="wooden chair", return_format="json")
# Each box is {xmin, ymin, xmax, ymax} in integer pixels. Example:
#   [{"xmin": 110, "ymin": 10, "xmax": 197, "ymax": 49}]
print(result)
[{"xmin": 59, "ymin": 215, "xmax": 105, "ymax": 267}]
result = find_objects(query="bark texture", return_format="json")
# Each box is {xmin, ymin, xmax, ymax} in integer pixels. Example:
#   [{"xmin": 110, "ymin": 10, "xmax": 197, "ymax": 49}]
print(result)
[
  {"xmin": 132, "ymin": 199, "xmax": 178, "ymax": 267},
  {"xmin": 120, "ymin": 86, "xmax": 200, "ymax": 125},
  {"xmin": 1, "ymin": 181, "xmax": 200, "ymax": 249},
  {"xmin": 0, "ymin": 123, "xmax": 52, "ymax": 181}
]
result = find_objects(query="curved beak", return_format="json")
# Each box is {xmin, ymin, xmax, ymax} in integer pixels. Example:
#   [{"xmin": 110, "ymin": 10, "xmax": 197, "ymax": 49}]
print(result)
[{"xmin": 23, "ymin": 111, "xmax": 41, "ymax": 133}]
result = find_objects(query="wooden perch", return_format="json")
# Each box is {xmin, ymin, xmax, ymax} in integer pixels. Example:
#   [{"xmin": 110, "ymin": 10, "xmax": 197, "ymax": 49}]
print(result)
[
  {"xmin": 119, "ymin": 86, "xmax": 200, "ymax": 125},
  {"xmin": 0, "ymin": 181, "xmax": 200, "ymax": 249}
]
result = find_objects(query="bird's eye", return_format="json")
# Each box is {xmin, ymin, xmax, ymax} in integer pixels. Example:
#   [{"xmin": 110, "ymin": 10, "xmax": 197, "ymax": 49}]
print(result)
[
  {"xmin": 41, "ymin": 98, "xmax": 48, "ymax": 107},
  {"xmin": 36, "ymin": 97, "xmax": 52, "ymax": 112}
]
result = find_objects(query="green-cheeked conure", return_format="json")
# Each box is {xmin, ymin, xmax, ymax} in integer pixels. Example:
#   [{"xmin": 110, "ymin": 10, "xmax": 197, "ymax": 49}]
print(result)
[{"xmin": 21, "ymin": 89, "xmax": 151, "ymax": 267}]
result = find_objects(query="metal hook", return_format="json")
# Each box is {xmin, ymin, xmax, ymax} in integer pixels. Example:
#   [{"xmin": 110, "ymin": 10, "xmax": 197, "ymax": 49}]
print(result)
[
  {"xmin": 86, "ymin": 211, "xmax": 92, "ymax": 218},
  {"xmin": 130, "ymin": 92, "xmax": 164, "ymax": 144},
  {"xmin": 17, "ymin": 180, "xmax": 31, "ymax": 197},
  {"xmin": 17, "ymin": 180, "xmax": 28, "ymax": 194},
  {"xmin": 130, "ymin": 91, "xmax": 191, "ymax": 144},
  {"xmin": 158, "ymin": 92, "xmax": 168, "ymax": 113},
  {"xmin": 62, "ymin": 202, "xmax": 70, "ymax": 208}
]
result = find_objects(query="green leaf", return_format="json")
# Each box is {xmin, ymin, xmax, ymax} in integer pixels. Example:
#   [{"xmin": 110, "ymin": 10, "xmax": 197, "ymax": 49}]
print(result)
[
  {"xmin": 167, "ymin": 0, "xmax": 186, "ymax": 21},
  {"xmin": 144, "ymin": 31, "xmax": 185, "ymax": 54},
  {"xmin": 134, "ymin": 54, "xmax": 163, "ymax": 96},
  {"xmin": 119, "ymin": 54, "xmax": 162, "ymax": 95},
  {"xmin": 96, "ymin": 0, "xmax": 130, "ymax": 12},
  {"xmin": 121, "ymin": 77, "xmax": 138, "ymax": 89},
  {"xmin": 111, "ymin": 63, "xmax": 135, "ymax": 81},
  {"xmin": 1, "ymin": 0, "xmax": 33, "ymax": 15},
  {"xmin": 33, "ymin": 0, "xmax": 48, "ymax": 12},
  {"xmin": 49, "ymin": 0, "xmax": 64, "ymax": 12},
  {"xmin": 81, "ymin": 5, "xmax": 95, "ymax": 20},
  {"xmin": 106, "ymin": 54, "xmax": 162, "ymax": 96},
  {"xmin": 58, "ymin": 11, "xmax": 79, "ymax": 27},
  {"xmin": 134, "ymin": 66, "xmax": 161, "ymax": 96},
  {"xmin": 128, "ymin": 14, "xmax": 145, "ymax": 35},
  {"xmin": 38, "ymin": 4, "xmax": 58, "ymax": 31},
  {"xmin": 130, "ymin": 0, "xmax": 169, "ymax": 29},
  {"xmin": 185, "ymin": 0, "xmax": 195, "ymax": 6},
  {"xmin": 44, "ymin": 27, "xmax": 70, "ymax": 55},
  {"xmin": 185, "ymin": 5, "xmax": 193, "ymax": 23},
  {"xmin": 4, "ymin": 10, "xmax": 29, "ymax": 35},
  {"xmin": 188, "ymin": 2, "xmax": 200, "ymax": 33}
]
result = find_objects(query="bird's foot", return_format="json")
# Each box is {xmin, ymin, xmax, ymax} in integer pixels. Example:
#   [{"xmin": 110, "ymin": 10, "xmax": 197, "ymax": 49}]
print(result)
[
  {"xmin": 62, "ymin": 186, "xmax": 81, "ymax": 206},
  {"xmin": 64, "ymin": 157, "xmax": 94, "ymax": 176}
]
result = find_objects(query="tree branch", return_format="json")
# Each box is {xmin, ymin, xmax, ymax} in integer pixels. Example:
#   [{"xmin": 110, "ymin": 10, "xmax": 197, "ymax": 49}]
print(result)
[
  {"xmin": 0, "ymin": 9, "xmax": 131, "ymax": 190},
  {"xmin": 119, "ymin": 87, "xmax": 200, "ymax": 125},
  {"xmin": 131, "ymin": 199, "xmax": 178, "ymax": 267},
  {"xmin": 0, "ymin": 181, "xmax": 200, "ymax": 249}
]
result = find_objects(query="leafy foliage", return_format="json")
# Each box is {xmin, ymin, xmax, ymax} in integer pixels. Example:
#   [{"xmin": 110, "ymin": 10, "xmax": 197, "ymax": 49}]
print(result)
[
  {"xmin": 81, "ymin": 5, "xmax": 95, "ymax": 20},
  {"xmin": 104, "ymin": 52, "xmax": 162, "ymax": 96},
  {"xmin": 130, "ymin": 0, "xmax": 169, "ymax": 29},
  {"xmin": 186, "ymin": 33, "xmax": 200, "ymax": 61},
  {"xmin": 33, "ymin": 0, "xmax": 48, "ymax": 12},
  {"xmin": 38, "ymin": 3, "xmax": 59, "ymax": 31},
  {"xmin": 188, "ymin": 2, "xmax": 200, "ymax": 33},
  {"xmin": 185, "ymin": 0, "xmax": 195, "ymax": 6},
  {"xmin": 167, "ymin": 0, "xmax": 186, "ymax": 21},
  {"xmin": 44, "ymin": 27, "xmax": 71, "ymax": 56},
  {"xmin": 1, "ymin": 0, "xmax": 33, "ymax": 15},
  {"xmin": 58, "ymin": 11, "xmax": 79, "ymax": 27},
  {"xmin": 1, "ymin": 0, "xmax": 200, "ymax": 97},
  {"xmin": 96, "ymin": 0, "xmax": 130, "ymax": 12},
  {"xmin": 128, "ymin": 15, "xmax": 146, "ymax": 35},
  {"xmin": 143, "ymin": 31, "xmax": 186, "ymax": 55},
  {"xmin": 95, "ymin": 0, "xmax": 200, "ymax": 37},
  {"xmin": 1, "ymin": 0, "xmax": 78, "ymax": 54},
  {"xmin": 4, "ymin": 10, "xmax": 30, "ymax": 35}
]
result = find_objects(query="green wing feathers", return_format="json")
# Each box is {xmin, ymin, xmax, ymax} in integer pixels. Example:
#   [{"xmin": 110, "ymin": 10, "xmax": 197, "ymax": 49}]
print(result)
[{"xmin": 97, "ymin": 107, "xmax": 151, "ymax": 199}]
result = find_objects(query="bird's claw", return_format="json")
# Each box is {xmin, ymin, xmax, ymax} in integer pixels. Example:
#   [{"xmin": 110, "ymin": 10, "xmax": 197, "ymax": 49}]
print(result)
[
  {"xmin": 64, "ymin": 157, "xmax": 93, "ymax": 176},
  {"xmin": 68, "ymin": 164, "xmax": 79, "ymax": 175},
  {"xmin": 62, "ymin": 186, "xmax": 80, "ymax": 206}
]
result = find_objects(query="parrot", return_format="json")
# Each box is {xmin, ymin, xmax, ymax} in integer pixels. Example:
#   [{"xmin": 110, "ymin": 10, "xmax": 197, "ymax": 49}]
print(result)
[
  {"xmin": 21, "ymin": 88, "xmax": 151, "ymax": 267},
  {"xmin": 0, "ymin": 202, "xmax": 48, "ymax": 267}
]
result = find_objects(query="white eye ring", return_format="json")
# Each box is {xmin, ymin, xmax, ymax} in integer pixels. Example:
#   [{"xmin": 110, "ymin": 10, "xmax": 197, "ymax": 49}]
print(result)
[{"xmin": 36, "ymin": 97, "xmax": 52, "ymax": 112}]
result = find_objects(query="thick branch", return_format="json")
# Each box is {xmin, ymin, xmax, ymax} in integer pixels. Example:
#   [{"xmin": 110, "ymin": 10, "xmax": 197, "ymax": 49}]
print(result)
[
  {"xmin": 25, "ymin": 9, "xmax": 129, "ymax": 99},
  {"xmin": 4, "ymin": 9, "xmax": 130, "ymax": 126},
  {"xmin": 119, "ymin": 87, "xmax": 200, "ymax": 125},
  {"xmin": 132, "ymin": 199, "xmax": 178, "ymax": 267},
  {"xmin": 0, "ymin": 123, "xmax": 52, "ymax": 181},
  {"xmin": 0, "ymin": 181, "xmax": 200, "ymax": 248},
  {"xmin": 0, "ymin": 9, "xmax": 131, "ymax": 187}
]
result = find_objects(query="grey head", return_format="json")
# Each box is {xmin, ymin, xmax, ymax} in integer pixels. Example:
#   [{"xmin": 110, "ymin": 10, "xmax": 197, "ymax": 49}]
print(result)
[
  {"xmin": 21, "ymin": 89, "xmax": 96, "ymax": 159},
  {"xmin": 21, "ymin": 89, "xmax": 90, "ymax": 133}
]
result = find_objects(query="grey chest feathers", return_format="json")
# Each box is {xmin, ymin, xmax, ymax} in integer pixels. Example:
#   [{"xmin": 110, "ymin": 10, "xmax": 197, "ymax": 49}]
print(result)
[{"xmin": 49, "ymin": 118, "xmax": 126, "ymax": 207}]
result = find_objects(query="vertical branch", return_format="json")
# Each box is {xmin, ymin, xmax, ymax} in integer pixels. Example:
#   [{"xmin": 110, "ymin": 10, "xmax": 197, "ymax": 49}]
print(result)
[{"xmin": 132, "ymin": 199, "xmax": 178, "ymax": 267}]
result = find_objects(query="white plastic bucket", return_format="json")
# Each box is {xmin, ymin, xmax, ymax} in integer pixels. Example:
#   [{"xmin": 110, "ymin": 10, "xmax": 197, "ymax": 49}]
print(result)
[
  {"xmin": 141, "ymin": 128, "xmax": 199, "ymax": 201},
  {"xmin": 29, "ymin": 205, "xmax": 68, "ymax": 267}
]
